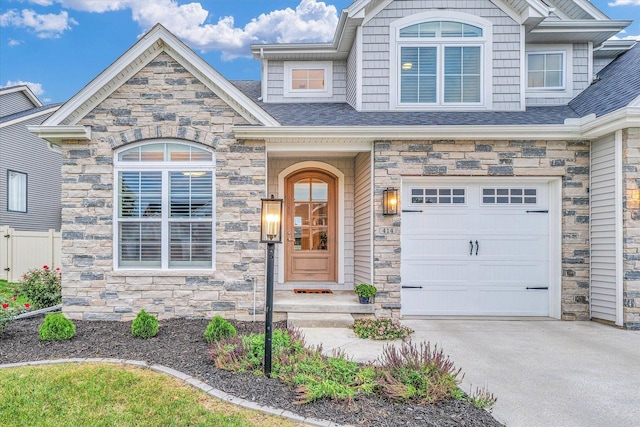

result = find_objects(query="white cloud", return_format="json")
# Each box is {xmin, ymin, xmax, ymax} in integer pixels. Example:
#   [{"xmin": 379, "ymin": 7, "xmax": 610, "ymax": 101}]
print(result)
[
  {"xmin": 608, "ymin": 0, "xmax": 640, "ymax": 6},
  {"xmin": 0, "ymin": 9, "xmax": 77, "ymax": 38},
  {"xmin": 3, "ymin": 80, "xmax": 45, "ymax": 96},
  {"xmin": 610, "ymin": 34, "xmax": 640, "ymax": 40},
  {"xmin": 16, "ymin": 0, "xmax": 339, "ymax": 59},
  {"xmin": 8, "ymin": 39, "xmax": 22, "ymax": 46}
]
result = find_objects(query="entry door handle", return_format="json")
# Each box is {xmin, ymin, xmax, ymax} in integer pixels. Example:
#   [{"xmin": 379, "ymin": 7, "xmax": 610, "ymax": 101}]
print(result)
[{"xmin": 475, "ymin": 240, "xmax": 479, "ymax": 256}]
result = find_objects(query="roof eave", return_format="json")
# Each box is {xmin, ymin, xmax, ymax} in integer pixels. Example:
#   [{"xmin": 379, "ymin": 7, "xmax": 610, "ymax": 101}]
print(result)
[{"xmin": 27, "ymin": 125, "xmax": 91, "ymax": 145}]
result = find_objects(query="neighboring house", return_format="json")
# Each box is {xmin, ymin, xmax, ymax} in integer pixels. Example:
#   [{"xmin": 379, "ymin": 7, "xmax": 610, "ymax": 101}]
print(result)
[
  {"xmin": 29, "ymin": 0, "xmax": 640, "ymax": 329},
  {"xmin": 0, "ymin": 86, "xmax": 62, "ymax": 231}
]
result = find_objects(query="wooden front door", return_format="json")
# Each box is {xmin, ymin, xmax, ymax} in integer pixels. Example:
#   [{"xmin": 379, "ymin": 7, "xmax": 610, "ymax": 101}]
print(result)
[{"xmin": 285, "ymin": 170, "xmax": 337, "ymax": 282}]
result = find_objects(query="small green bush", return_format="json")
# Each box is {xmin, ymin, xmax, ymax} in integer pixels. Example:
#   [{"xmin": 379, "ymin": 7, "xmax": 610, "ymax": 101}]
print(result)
[
  {"xmin": 39, "ymin": 313, "xmax": 75, "ymax": 341},
  {"xmin": 204, "ymin": 316, "xmax": 237, "ymax": 344},
  {"xmin": 131, "ymin": 310, "xmax": 159, "ymax": 339},
  {"xmin": 354, "ymin": 283, "xmax": 377, "ymax": 299},
  {"xmin": 18, "ymin": 266, "xmax": 62, "ymax": 309}
]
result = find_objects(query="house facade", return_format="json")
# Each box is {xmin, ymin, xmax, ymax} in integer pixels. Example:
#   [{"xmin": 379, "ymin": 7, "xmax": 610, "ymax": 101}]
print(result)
[
  {"xmin": 30, "ymin": 0, "xmax": 640, "ymax": 328},
  {"xmin": 1, "ymin": 85, "xmax": 62, "ymax": 232}
]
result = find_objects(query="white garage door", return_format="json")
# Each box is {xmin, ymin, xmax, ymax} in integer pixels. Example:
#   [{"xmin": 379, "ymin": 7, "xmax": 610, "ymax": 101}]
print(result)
[{"xmin": 401, "ymin": 179, "xmax": 550, "ymax": 316}]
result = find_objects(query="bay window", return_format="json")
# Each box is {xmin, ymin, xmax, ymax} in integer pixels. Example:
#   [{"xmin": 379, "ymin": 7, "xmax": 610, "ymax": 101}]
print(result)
[{"xmin": 115, "ymin": 141, "xmax": 215, "ymax": 269}]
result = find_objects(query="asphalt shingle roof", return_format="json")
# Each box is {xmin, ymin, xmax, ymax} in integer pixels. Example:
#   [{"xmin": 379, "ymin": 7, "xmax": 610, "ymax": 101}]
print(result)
[
  {"xmin": 569, "ymin": 43, "xmax": 640, "ymax": 117},
  {"xmin": 0, "ymin": 103, "xmax": 62, "ymax": 123},
  {"xmin": 233, "ymin": 44, "xmax": 639, "ymax": 127}
]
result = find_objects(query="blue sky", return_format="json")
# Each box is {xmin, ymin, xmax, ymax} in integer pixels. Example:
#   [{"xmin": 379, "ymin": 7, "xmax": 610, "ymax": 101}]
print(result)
[{"xmin": 1, "ymin": 0, "xmax": 638, "ymax": 104}]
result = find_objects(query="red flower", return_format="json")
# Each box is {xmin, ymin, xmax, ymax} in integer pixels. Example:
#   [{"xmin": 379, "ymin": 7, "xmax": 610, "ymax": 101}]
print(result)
[
  {"xmin": 56, "ymin": 267, "xmax": 61, "ymax": 271},
  {"xmin": 1, "ymin": 303, "xmax": 8, "ymax": 309},
  {"xmin": 24, "ymin": 303, "xmax": 31, "ymax": 308},
  {"xmin": 43, "ymin": 265, "xmax": 49, "ymax": 270},
  {"xmin": 12, "ymin": 297, "xmax": 16, "ymax": 301}
]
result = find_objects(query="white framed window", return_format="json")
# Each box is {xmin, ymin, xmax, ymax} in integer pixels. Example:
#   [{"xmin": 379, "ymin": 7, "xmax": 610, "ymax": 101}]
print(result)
[
  {"xmin": 114, "ymin": 141, "xmax": 215, "ymax": 270},
  {"xmin": 7, "ymin": 170, "xmax": 27, "ymax": 213},
  {"xmin": 525, "ymin": 45, "xmax": 573, "ymax": 97},
  {"xmin": 283, "ymin": 61, "xmax": 333, "ymax": 98},
  {"xmin": 390, "ymin": 13, "xmax": 493, "ymax": 110},
  {"xmin": 527, "ymin": 52, "xmax": 564, "ymax": 89},
  {"xmin": 411, "ymin": 187, "xmax": 466, "ymax": 205}
]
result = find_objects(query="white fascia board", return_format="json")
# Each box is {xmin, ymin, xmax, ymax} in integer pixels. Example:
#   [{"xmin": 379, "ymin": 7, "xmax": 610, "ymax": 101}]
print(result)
[
  {"xmin": 531, "ymin": 20, "xmax": 632, "ymax": 33},
  {"xmin": 0, "ymin": 85, "xmax": 42, "ymax": 107},
  {"xmin": 572, "ymin": 0, "xmax": 610, "ymax": 21},
  {"xmin": 234, "ymin": 124, "xmax": 583, "ymax": 141},
  {"xmin": 0, "ymin": 105, "xmax": 60, "ymax": 129},
  {"xmin": 27, "ymin": 125, "xmax": 91, "ymax": 144},
  {"xmin": 580, "ymin": 107, "xmax": 640, "ymax": 139},
  {"xmin": 42, "ymin": 24, "xmax": 278, "ymax": 128}
]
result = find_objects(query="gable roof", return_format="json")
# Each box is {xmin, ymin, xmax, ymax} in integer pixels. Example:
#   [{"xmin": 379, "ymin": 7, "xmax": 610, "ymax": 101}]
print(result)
[
  {"xmin": 569, "ymin": 42, "xmax": 640, "ymax": 118},
  {"xmin": 0, "ymin": 85, "xmax": 42, "ymax": 109},
  {"xmin": 0, "ymin": 103, "xmax": 62, "ymax": 129},
  {"xmin": 34, "ymin": 23, "xmax": 278, "ymax": 143}
]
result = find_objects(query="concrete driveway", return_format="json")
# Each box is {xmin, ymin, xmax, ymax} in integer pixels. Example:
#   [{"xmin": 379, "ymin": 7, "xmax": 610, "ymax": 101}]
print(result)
[{"xmin": 301, "ymin": 319, "xmax": 640, "ymax": 427}]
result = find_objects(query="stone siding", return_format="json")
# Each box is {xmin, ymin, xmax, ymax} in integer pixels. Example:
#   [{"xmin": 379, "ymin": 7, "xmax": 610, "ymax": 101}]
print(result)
[
  {"xmin": 623, "ymin": 128, "xmax": 640, "ymax": 329},
  {"xmin": 372, "ymin": 139, "xmax": 591, "ymax": 320},
  {"xmin": 60, "ymin": 52, "xmax": 268, "ymax": 321}
]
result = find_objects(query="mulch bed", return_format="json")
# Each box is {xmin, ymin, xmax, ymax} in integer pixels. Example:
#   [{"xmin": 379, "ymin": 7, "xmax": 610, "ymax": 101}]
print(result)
[{"xmin": 0, "ymin": 317, "xmax": 500, "ymax": 427}]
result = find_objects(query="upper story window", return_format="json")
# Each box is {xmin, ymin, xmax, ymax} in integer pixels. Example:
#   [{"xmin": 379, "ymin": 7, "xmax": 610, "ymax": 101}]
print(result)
[
  {"xmin": 7, "ymin": 170, "xmax": 27, "ymax": 213},
  {"xmin": 114, "ymin": 141, "xmax": 215, "ymax": 270},
  {"xmin": 525, "ymin": 45, "xmax": 572, "ymax": 98},
  {"xmin": 283, "ymin": 61, "xmax": 333, "ymax": 98},
  {"xmin": 527, "ymin": 52, "xmax": 564, "ymax": 89},
  {"xmin": 390, "ymin": 13, "xmax": 492, "ymax": 110}
]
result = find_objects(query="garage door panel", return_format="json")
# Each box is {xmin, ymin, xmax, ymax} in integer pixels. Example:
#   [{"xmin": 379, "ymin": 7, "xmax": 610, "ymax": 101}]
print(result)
[{"xmin": 401, "ymin": 179, "xmax": 550, "ymax": 317}]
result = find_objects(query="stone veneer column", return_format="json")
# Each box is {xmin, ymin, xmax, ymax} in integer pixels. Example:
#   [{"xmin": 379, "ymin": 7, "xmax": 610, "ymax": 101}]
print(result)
[
  {"xmin": 372, "ymin": 139, "xmax": 591, "ymax": 320},
  {"xmin": 60, "ymin": 52, "xmax": 267, "ymax": 321},
  {"xmin": 623, "ymin": 128, "xmax": 640, "ymax": 329}
]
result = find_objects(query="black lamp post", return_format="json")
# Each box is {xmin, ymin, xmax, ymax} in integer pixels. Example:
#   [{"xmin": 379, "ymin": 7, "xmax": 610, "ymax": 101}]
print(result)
[{"xmin": 260, "ymin": 195, "xmax": 283, "ymax": 377}]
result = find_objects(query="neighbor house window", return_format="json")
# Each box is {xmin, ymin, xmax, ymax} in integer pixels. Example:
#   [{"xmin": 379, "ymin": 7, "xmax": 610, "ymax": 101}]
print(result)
[
  {"xmin": 7, "ymin": 170, "xmax": 27, "ymax": 212},
  {"xmin": 392, "ymin": 17, "xmax": 491, "ymax": 108},
  {"xmin": 114, "ymin": 141, "xmax": 215, "ymax": 269},
  {"xmin": 283, "ymin": 61, "xmax": 333, "ymax": 98},
  {"xmin": 527, "ymin": 52, "xmax": 564, "ymax": 89}
]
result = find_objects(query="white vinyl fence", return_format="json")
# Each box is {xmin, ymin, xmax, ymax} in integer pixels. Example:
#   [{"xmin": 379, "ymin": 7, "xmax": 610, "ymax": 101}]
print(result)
[{"xmin": 0, "ymin": 226, "xmax": 61, "ymax": 282}]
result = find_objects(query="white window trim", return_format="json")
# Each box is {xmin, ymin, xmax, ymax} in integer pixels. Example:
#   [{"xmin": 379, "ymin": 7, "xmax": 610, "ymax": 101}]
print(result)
[
  {"xmin": 525, "ymin": 44, "xmax": 573, "ymax": 98},
  {"xmin": 113, "ymin": 141, "xmax": 216, "ymax": 271},
  {"xmin": 283, "ymin": 61, "xmax": 333, "ymax": 98},
  {"xmin": 389, "ymin": 12, "xmax": 493, "ymax": 111},
  {"xmin": 7, "ymin": 170, "xmax": 27, "ymax": 213}
]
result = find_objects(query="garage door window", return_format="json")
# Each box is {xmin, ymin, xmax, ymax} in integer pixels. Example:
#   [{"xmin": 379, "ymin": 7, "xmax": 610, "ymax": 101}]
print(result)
[
  {"xmin": 411, "ymin": 188, "xmax": 465, "ymax": 204},
  {"xmin": 482, "ymin": 188, "xmax": 537, "ymax": 204}
]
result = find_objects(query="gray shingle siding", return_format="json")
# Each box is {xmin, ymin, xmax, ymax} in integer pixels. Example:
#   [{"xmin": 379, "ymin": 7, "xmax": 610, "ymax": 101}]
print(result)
[
  {"xmin": 347, "ymin": 35, "xmax": 359, "ymax": 108},
  {"xmin": 0, "ymin": 112, "xmax": 62, "ymax": 231},
  {"xmin": 0, "ymin": 91, "xmax": 35, "ymax": 117},
  {"xmin": 361, "ymin": 0, "xmax": 521, "ymax": 111}
]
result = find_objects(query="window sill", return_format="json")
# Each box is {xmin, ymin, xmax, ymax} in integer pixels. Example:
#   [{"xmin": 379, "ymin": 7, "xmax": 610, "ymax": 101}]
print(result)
[{"xmin": 109, "ymin": 269, "xmax": 216, "ymax": 277}]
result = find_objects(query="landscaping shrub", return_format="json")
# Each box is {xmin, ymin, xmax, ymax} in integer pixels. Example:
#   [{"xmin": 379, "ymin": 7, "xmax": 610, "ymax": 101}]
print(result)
[
  {"xmin": 204, "ymin": 315, "xmax": 237, "ymax": 344},
  {"xmin": 18, "ymin": 265, "xmax": 62, "ymax": 309},
  {"xmin": 376, "ymin": 341, "xmax": 462, "ymax": 404},
  {"xmin": 131, "ymin": 310, "xmax": 159, "ymax": 339},
  {"xmin": 39, "ymin": 313, "xmax": 75, "ymax": 341},
  {"xmin": 352, "ymin": 318, "xmax": 414, "ymax": 340}
]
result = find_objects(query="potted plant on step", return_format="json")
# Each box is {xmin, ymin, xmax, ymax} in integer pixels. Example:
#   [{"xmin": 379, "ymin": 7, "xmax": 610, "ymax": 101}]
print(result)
[{"xmin": 354, "ymin": 283, "xmax": 377, "ymax": 304}]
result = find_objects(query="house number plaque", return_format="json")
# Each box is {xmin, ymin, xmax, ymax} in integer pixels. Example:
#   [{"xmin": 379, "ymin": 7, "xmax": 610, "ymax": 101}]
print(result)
[{"xmin": 378, "ymin": 227, "xmax": 397, "ymax": 234}]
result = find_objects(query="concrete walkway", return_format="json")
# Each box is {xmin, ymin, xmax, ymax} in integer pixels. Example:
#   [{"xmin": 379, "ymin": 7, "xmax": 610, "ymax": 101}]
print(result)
[{"xmin": 301, "ymin": 319, "xmax": 640, "ymax": 427}]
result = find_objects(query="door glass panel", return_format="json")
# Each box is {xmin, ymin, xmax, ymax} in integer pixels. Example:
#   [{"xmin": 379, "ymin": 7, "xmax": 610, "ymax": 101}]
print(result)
[
  {"xmin": 312, "ymin": 203, "xmax": 328, "ymax": 226},
  {"xmin": 311, "ymin": 180, "xmax": 328, "ymax": 201},
  {"xmin": 293, "ymin": 227, "xmax": 309, "ymax": 251},
  {"xmin": 294, "ymin": 203, "xmax": 310, "ymax": 226},
  {"xmin": 312, "ymin": 228, "xmax": 328, "ymax": 251},
  {"xmin": 294, "ymin": 180, "xmax": 310, "ymax": 201}
]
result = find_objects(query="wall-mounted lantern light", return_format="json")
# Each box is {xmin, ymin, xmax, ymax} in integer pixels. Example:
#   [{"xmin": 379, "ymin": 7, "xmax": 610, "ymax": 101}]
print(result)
[
  {"xmin": 260, "ymin": 196, "xmax": 283, "ymax": 243},
  {"xmin": 260, "ymin": 195, "xmax": 283, "ymax": 378},
  {"xmin": 382, "ymin": 187, "xmax": 398, "ymax": 215}
]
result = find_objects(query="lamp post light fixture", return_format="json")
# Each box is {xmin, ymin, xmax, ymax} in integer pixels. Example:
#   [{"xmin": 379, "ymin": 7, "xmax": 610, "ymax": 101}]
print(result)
[
  {"xmin": 260, "ymin": 195, "xmax": 283, "ymax": 378},
  {"xmin": 382, "ymin": 187, "xmax": 399, "ymax": 215}
]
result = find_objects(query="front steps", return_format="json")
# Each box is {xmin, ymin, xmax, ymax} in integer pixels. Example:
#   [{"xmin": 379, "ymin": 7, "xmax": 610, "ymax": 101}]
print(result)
[{"xmin": 274, "ymin": 290, "xmax": 375, "ymax": 328}]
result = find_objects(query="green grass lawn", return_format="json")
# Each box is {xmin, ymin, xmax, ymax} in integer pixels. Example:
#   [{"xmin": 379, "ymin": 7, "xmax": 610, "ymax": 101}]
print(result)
[{"xmin": 0, "ymin": 363, "xmax": 302, "ymax": 427}]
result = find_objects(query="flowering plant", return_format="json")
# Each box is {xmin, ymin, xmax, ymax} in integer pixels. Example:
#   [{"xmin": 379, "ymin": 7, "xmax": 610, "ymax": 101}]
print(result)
[
  {"xmin": 18, "ymin": 265, "xmax": 62, "ymax": 310},
  {"xmin": 351, "ymin": 318, "xmax": 414, "ymax": 341},
  {"xmin": 0, "ymin": 295, "xmax": 30, "ymax": 335}
]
